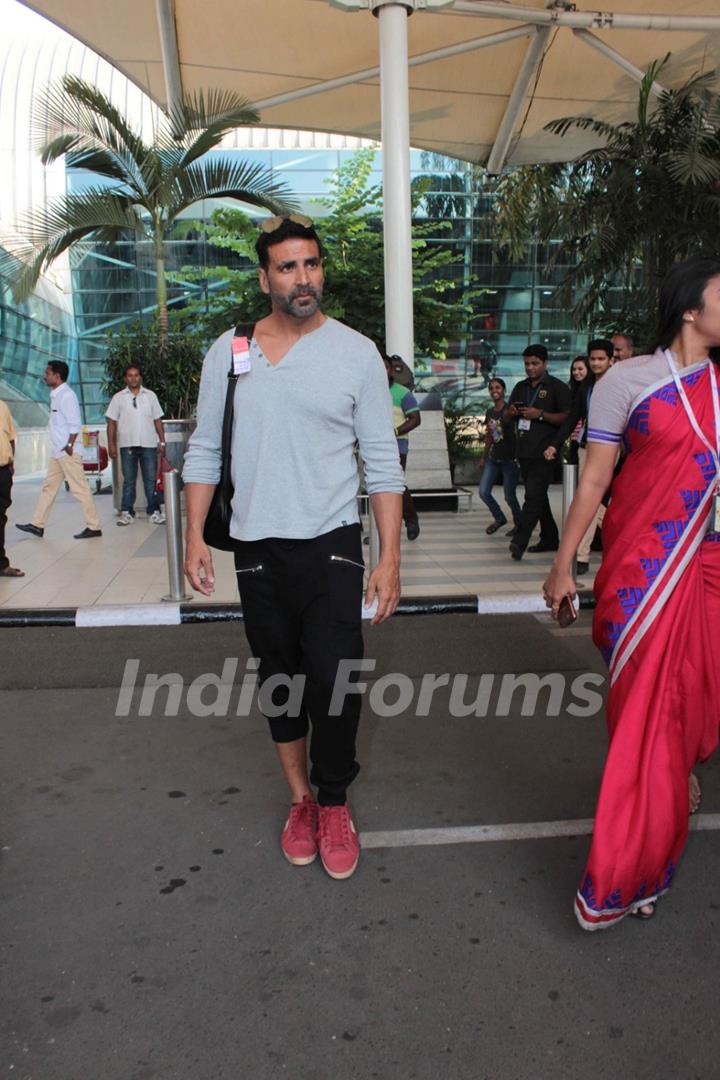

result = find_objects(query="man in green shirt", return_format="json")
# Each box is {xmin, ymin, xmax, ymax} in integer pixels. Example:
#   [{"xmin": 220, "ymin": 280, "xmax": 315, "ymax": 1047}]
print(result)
[{"xmin": 385, "ymin": 354, "xmax": 421, "ymax": 540}]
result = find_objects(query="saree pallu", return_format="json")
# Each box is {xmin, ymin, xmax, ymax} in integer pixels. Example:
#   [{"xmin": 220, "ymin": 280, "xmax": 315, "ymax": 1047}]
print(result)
[{"xmin": 576, "ymin": 360, "xmax": 720, "ymax": 930}]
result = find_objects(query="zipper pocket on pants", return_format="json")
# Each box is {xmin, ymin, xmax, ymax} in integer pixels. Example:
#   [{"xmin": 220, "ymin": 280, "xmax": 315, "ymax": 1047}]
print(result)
[
  {"xmin": 329, "ymin": 554, "xmax": 365, "ymax": 571},
  {"xmin": 236, "ymin": 562, "xmax": 265, "ymax": 575}
]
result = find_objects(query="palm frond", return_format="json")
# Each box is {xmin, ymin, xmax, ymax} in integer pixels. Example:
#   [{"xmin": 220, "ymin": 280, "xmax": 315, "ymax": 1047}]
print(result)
[
  {"xmin": 64, "ymin": 147, "xmax": 137, "ymax": 186},
  {"xmin": 171, "ymin": 90, "xmax": 260, "ymax": 136},
  {"xmin": 33, "ymin": 76, "xmax": 149, "ymax": 193},
  {"xmin": 165, "ymin": 158, "xmax": 298, "ymax": 218},
  {"xmin": 37, "ymin": 76, "xmax": 147, "ymax": 161},
  {"xmin": 638, "ymin": 54, "xmax": 670, "ymax": 128},
  {"xmin": 544, "ymin": 115, "xmax": 621, "ymax": 140},
  {"xmin": 18, "ymin": 189, "xmax": 146, "ymax": 251},
  {"xmin": 664, "ymin": 147, "xmax": 720, "ymax": 186},
  {"xmin": 162, "ymin": 92, "xmax": 261, "ymax": 169}
]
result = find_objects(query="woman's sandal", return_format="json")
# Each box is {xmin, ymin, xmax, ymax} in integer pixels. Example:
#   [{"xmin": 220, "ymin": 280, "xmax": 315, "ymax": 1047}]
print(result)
[{"xmin": 630, "ymin": 901, "xmax": 656, "ymax": 921}]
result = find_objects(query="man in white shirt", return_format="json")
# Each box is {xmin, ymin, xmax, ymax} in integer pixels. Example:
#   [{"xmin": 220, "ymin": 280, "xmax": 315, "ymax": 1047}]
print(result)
[
  {"xmin": 106, "ymin": 365, "xmax": 166, "ymax": 525},
  {"xmin": 16, "ymin": 362, "xmax": 102, "ymax": 540}
]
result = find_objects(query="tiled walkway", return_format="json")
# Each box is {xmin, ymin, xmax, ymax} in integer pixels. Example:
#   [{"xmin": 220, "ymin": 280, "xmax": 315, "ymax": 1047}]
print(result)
[{"xmin": 1, "ymin": 474, "xmax": 597, "ymax": 608}]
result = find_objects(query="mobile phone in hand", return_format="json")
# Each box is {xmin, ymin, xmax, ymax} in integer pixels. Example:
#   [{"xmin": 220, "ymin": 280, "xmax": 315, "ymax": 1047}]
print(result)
[{"xmin": 557, "ymin": 593, "xmax": 578, "ymax": 628}]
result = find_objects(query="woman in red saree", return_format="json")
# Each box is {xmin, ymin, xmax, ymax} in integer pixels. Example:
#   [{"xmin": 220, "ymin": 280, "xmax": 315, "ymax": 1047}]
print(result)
[{"xmin": 544, "ymin": 257, "xmax": 720, "ymax": 930}]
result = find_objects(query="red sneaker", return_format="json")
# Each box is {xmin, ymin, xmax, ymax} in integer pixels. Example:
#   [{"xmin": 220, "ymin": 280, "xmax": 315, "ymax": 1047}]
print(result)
[
  {"xmin": 280, "ymin": 796, "xmax": 319, "ymax": 866},
  {"xmin": 317, "ymin": 804, "xmax": 360, "ymax": 880}
]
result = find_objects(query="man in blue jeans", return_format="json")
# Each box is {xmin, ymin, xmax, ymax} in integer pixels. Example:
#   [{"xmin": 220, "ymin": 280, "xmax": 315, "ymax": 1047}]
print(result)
[
  {"xmin": 106, "ymin": 364, "xmax": 166, "ymax": 525},
  {"xmin": 479, "ymin": 377, "xmax": 522, "ymax": 536}
]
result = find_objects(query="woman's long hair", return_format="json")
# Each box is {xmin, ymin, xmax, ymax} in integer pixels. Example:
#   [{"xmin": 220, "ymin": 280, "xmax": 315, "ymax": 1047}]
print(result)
[
  {"xmin": 655, "ymin": 256, "xmax": 720, "ymax": 363},
  {"xmin": 569, "ymin": 356, "xmax": 591, "ymax": 400}
]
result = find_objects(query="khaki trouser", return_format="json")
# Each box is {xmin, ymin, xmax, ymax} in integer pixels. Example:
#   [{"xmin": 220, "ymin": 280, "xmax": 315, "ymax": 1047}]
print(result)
[
  {"xmin": 576, "ymin": 446, "xmax": 606, "ymax": 563},
  {"xmin": 33, "ymin": 452, "xmax": 101, "ymax": 531}
]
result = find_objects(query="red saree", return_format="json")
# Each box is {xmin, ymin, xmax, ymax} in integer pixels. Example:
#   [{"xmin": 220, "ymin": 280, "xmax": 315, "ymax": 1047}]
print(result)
[{"xmin": 576, "ymin": 358, "xmax": 720, "ymax": 930}]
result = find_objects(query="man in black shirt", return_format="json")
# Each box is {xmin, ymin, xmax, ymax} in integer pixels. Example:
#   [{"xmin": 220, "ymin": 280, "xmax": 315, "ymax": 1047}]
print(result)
[{"xmin": 507, "ymin": 345, "xmax": 571, "ymax": 560}]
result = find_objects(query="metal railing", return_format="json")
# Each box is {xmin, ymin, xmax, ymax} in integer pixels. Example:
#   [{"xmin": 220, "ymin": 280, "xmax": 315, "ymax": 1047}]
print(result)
[
  {"xmin": 162, "ymin": 469, "xmax": 192, "ymax": 602},
  {"xmin": 562, "ymin": 461, "xmax": 578, "ymax": 578}
]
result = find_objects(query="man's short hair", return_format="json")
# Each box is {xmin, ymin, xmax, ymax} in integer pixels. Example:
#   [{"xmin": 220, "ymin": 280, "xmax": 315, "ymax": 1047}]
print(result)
[
  {"xmin": 124, "ymin": 363, "xmax": 142, "ymax": 377},
  {"xmin": 613, "ymin": 331, "xmax": 634, "ymax": 347},
  {"xmin": 523, "ymin": 344, "xmax": 548, "ymax": 363},
  {"xmin": 47, "ymin": 360, "xmax": 69, "ymax": 382},
  {"xmin": 588, "ymin": 338, "xmax": 614, "ymax": 358},
  {"xmin": 255, "ymin": 216, "xmax": 324, "ymax": 271}
]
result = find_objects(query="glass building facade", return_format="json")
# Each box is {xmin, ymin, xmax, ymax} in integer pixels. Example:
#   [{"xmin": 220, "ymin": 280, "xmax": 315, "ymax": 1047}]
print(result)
[
  {"xmin": 65, "ymin": 148, "xmax": 587, "ymax": 423},
  {"xmin": 0, "ymin": 248, "xmax": 76, "ymax": 425}
]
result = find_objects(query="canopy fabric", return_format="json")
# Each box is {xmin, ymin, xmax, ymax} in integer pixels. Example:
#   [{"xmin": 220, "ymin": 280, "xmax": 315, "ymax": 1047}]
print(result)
[{"xmin": 17, "ymin": 0, "xmax": 720, "ymax": 166}]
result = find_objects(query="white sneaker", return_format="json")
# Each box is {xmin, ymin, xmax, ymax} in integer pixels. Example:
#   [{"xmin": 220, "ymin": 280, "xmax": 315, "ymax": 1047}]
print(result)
[
  {"xmin": 117, "ymin": 511, "xmax": 134, "ymax": 526},
  {"xmin": 150, "ymin": 509, "xmax": 166, "ymax": 524}
]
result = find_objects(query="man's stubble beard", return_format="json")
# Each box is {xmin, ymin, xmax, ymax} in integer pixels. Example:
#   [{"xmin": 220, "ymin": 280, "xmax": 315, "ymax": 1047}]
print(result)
[{"xmin": 273, "ymin": 283, "xmax": 324, "ymax": 320}]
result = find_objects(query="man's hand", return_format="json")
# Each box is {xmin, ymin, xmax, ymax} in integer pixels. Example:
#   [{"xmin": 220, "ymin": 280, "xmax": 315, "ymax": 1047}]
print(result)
[
  {"xmin": 365, "ymin": 558, "xmax": 400, "ymax": 624},
  {"xmin": 544, "ymin": 446, "xmax": 558, "ymax": 461},
  {"xmin": 65, "ymin": 443, "xmax": 74, "ymax": 457},
  {"xmin": 108, "ymin": 447, "xmax": 117, "ymax": 460},
  {"xmin": 185, "ymin": 531, "xmax": 216, "ymax": 596},
  {"xmin": 522, "ymin": 406, "xmax": 542, "ymax": 420}
]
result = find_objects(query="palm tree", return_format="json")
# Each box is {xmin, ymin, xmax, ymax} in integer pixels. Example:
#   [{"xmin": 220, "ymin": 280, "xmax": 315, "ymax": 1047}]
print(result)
[
  {"xmin": 492, "ymin": 57, "xmax": 720, "ymax": 348},
  {"xmin": 8, "ymin": 76, "xmax": 297, "ymax": 340}
]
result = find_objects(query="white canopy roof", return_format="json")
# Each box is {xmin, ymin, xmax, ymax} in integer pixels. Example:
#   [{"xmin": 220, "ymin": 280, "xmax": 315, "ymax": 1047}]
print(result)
[{"xmin": 17, "ymin": 0, "xmax": 720, "ymax": 167}]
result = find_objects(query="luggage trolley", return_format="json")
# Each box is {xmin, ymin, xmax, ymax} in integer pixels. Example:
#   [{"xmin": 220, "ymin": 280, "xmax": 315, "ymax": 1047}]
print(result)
[
  {"xmin": 81, "ymin": 428, "xmax": 108, "ymax": 492},
  {"xmin": 64, "ymin": 427, "xmax": 108, "ymax": 493}
]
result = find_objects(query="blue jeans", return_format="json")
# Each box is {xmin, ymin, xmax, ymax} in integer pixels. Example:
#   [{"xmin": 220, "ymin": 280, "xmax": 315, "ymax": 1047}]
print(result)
[
  {"xmin": 478, "ymin": 458, "xmax": 522, "ymax": 526},
  {"xmin": 120, "ymin": 446, "xmax": 162, "ymax": 515}
]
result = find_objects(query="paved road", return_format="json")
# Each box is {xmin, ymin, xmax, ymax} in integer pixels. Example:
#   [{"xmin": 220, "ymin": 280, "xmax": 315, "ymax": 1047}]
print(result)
[{"xmin": 2, "ymin": 615, "xmax": 719, "ymax": 1079}]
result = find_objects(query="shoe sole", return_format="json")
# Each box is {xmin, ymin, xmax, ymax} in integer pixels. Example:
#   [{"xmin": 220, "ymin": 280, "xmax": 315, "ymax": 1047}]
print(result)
[
  {"xmin": 629, "ymin": 905, "xmax": 656, "ymax": 920},
  {"xmin": 282, "ymin": 849, "xmax": 318, "ymax": 866},
  {"xmin": 319, "ymin": 853, "xmax": 360, "ymax": 880}
]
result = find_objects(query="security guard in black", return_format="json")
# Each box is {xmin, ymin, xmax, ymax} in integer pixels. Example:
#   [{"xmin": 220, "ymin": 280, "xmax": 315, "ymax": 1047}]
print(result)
[{"xmin": 507, "ymin": 349, "xmax": 570, "ymax": 556}]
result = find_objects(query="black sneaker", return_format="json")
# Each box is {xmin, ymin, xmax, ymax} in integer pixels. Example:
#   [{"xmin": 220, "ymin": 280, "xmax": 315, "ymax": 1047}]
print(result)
[
  {"xmin": 528, "ymin": 542, "xmax": 558, "ymax": 554},
  {"xmin": 506, "ymin": 525, "xmax": 518, "ymax": 537},
  {"xmin": 576, "ymin": 561, "xmax": 589, "ymax": 575},
  {"xmin": 74, "ymin": 528, "xmax": 102, "ymax": 539},
  {"xmin": 509, "ymin": 542, "xmax": 523, "ymax": 561},
  {"xmin": 406, "ymin": 520, "xmax": 420, "ymax": 541},
  {"xmin": 16, "ymin": 523, "xmax": 44, "ymax": 538}
]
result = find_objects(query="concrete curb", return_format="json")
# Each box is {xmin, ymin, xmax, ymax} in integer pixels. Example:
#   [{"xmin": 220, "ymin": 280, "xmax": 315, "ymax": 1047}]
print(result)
[{"xmin": 0, "ymin": 591, "xmax": 597, "ymax": 628}]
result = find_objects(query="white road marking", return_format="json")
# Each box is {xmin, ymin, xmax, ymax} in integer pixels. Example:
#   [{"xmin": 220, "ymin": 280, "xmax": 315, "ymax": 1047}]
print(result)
[
  {"xmin": 76, "ymin": 603, "xmax": 182, "ymax": 627},
  {"xmin": 477, "ymin": 594, "xmax": 548, "ymax": 614},
  {"xmin": 360, "ymin": 813, "xmax": 720, "ymax": 850}
]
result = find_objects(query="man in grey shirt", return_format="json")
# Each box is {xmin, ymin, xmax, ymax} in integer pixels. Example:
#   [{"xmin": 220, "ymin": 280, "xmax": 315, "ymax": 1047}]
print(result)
[{"xmin": 183, "ymin": 215, "xmax": 404, "ymax": 881}]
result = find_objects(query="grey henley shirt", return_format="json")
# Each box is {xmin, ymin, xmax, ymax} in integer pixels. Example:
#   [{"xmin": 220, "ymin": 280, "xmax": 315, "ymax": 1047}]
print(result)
[{"xmin": 183, "ymin": 317, "xmax": 406, "ymax": 541}]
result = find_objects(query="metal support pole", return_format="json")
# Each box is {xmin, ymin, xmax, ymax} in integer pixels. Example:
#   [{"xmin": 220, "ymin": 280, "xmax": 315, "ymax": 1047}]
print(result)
[
  {"xmin": 111, "ymin": 454, "xmax": 122, "ymax": 513},
  {"xmin": 377, "ymin": 2, "xmax": 415, "ymax": 368},
  {"xmin": 562, "ymin": 462, "xmax": 578, "ymax": 577},
  {"xmin": 162, "ymin": 469, "xmax": 192, "ymax": 602},
  {"xmin": 572, "ymin": 29, "xmax": 665, "ymax": 96},
  {"xmin": 155, "ymin": 0, "xmax": 184, "ymax": 121},
  {"xmin": 486, "ymin": 26, "xmax": 552, "ymax": 174}
]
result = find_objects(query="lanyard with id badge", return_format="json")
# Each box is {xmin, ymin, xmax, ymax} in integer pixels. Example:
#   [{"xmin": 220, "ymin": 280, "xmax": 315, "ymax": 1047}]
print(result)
[
  {"xmin": 232, "ymin": 334, "xmax": 252, "ymax": 375},
  {"xmin": 518, "ymin": 383, "xmax": 542, "ymax": 432},
  {"xmin": 665, "ymin": 349, "xmax": 720, "ymax": 532}
]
